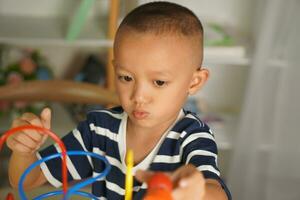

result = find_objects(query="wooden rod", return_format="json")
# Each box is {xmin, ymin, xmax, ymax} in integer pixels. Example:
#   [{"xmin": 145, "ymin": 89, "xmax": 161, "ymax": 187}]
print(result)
[
  {"xmin": 106, "ymin": 0, "xmax": 120, "ymax": 91},
  {"xmin": 0, "ymin": 80, "xmax": 119, "ymax": 105}
]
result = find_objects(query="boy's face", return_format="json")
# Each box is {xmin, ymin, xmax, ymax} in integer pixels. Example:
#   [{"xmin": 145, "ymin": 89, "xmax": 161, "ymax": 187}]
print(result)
[{"xmin": 113, "ymin": 31, "xmax": 208, "ymax": 129}]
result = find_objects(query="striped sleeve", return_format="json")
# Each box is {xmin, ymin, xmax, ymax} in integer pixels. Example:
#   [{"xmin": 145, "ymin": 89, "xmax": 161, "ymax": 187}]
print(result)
[
  {"xmin": 180, "ymin": 114, "xmax": 232, "ymax": 199},
  {"xmin": 37, "ymin": 117, "xmax": 94, "ymax": 188},
  {"xmin": 181, "ymin": 129, "xmax": 220, "ymax": 177}
]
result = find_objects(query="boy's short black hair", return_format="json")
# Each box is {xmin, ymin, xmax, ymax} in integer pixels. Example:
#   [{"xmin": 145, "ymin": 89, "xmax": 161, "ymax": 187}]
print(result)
[{"xmin": 117, "ymin": 1, "xmax": 203, "ymax": 36}]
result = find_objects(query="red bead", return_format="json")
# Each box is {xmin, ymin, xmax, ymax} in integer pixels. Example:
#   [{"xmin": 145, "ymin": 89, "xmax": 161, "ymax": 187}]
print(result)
[
  {"xmin": 148, "ymin": 172, "xmax": 173, "ymax": 191},
  {"xmin": 144, "ymin": 172, "xmax": 173, "ymax": 200},
  {"xmin": 6, "ymin": 193, "xmax": 14, "ymax": 200}
]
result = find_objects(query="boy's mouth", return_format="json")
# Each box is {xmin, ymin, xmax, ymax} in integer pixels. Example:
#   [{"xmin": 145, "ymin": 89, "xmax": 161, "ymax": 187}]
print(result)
[{"xmin": 132, "ymin": 110, "xmax": 149, "ymax": 120}]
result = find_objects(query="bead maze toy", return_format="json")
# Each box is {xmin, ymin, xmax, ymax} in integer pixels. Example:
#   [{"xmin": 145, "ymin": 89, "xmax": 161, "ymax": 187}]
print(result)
[
  {"xmin": 0, "ymin": 125, "xmax": 111, "ymax": 200},
  {"xmin": 0, "ymin": 125, "xmax": 173, "ymax": 200}
]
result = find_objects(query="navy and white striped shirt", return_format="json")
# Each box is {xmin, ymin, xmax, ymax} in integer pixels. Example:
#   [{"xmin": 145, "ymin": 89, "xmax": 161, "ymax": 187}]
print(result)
[{"xmin": 38, "ymin": 107, "xmax": 231, "ymax": 199}]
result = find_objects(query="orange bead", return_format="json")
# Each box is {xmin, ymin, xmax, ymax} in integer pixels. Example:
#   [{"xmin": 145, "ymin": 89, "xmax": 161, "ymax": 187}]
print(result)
[
  {"xmin": 144, "ymin": 188, "xmax": 172, "ymax": 200},
  {"xmin": 147, "ymin": 172, "xmax": 173, "ymax": 191},
  {"xmin": 144, "ymin": 172, "xmax": 173, "ymax": 200}
]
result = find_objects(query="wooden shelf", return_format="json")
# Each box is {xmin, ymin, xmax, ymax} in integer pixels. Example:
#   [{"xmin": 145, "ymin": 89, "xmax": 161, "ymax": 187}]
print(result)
[
  {"xmin": 0, "ymin": 16, "xmax": 250, "ymax": 65},
  {"xmin": 0, "ymin": 15, "xmax": 112, "ymax": 47}
]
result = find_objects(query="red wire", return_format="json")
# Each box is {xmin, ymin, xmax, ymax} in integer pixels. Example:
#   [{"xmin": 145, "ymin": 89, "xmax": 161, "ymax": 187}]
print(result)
[{"xmin": 0, "ymin": 125, "xmax": 68, "ymax": 195}]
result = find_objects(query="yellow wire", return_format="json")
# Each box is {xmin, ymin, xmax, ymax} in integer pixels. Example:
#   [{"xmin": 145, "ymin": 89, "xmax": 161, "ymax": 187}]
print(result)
[{"xmin": 125, "ymin": 149, "xmax": 134, "ymax": 200}]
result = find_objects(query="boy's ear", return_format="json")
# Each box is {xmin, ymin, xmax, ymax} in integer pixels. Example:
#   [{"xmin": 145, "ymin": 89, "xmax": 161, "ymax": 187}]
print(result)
[{"xmin": 188, "ymin": 67, "xmax": 209, "ymax": 95}]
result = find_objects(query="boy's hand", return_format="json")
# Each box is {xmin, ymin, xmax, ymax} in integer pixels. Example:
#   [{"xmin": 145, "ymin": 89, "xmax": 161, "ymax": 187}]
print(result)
[
  {"xmin": 136, "ymin": 164, "xmax": 206, "ymax": 200},
  {"xmin": 6, "ymin": 108, "xmax": 51, "ymax": 155},
  {"xmin": 170, "ymin": 164, "xmax": 205, "ymax": 200}
]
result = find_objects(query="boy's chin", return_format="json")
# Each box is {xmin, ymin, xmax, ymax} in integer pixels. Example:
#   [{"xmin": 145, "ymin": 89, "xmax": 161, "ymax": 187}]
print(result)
[{"xmin": 128, "ymin": 117, "xmax": 155, "ymax": 128}]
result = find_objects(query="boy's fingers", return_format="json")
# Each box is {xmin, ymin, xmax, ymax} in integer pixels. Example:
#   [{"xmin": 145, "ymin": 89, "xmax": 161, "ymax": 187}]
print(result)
[
  {"xmin": 172, "ymin": 174, "xmax": 205, "ymax": 200},
  {"xmin": 11, "ymin": 119, "xmax": 40, "ymax": 142},
  {"xmin": 7, "ymin": 135, "xmax": 36, "ymax": 154},
  {"xmin": 172, "ymin": 176, "xmax": 194, "ymax": 200},
  {"xmin": 172, "ymin": 187, "xmax": 186, "ymax": 200},
  {"xmin": 19, "ymin": 114, "xmax": 44, "ymax": 142},
  {"xmin": 8, "ymin": 119, "xmax": 40, "ymax": 149},
  {"xmin": 135, "ymin": 170, "xmax": 154, "ymax": 183},
  {"xmin": 13, "ymin": 133, "xmax": 39, "ymax": 149},
  {"xmin": 10, "ymin": 140, "xmax": 33, "ymax": 154},
  {"xmin": 20, "ymin": 112, "xmax": 42, "ymax": 126},
  {"xmin": 7, "ymin": 109, "xmax": 51, "ymax": 153},
  {"xmin": 20, "ymin": 109, "xmax": 51, "ymax": 142},
  {"xmin": 40, "ymin": 107, "xmax": 51, "ymax": 129},
  {"xmin": 170, "ymin": 164, "xmax": 195, "ymax": 186},
  {"xmin": 171, "ymin": 164, "xmax": 195, "ymax": 179}
]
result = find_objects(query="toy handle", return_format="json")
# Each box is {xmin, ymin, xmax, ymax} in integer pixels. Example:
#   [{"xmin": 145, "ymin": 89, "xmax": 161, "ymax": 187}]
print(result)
[{"xmin": 143, "ymin": 172, "xmax": 173, "ymax": 200}]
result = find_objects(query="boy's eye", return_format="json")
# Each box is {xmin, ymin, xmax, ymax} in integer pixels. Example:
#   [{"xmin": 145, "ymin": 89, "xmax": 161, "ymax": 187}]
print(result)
[
  {"xmin": 118, "ymin": 75, "xmax": 133, "ymax": 82},
  {"xmin": 154, "ymin": 80, "xmax": 167, "ymax": 87}
]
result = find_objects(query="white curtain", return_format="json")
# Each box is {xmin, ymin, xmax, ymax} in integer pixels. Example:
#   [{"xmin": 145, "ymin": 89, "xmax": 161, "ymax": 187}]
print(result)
[{"xmin": 227, "ymin": 0, "xmax": 300, "ymax": 199}]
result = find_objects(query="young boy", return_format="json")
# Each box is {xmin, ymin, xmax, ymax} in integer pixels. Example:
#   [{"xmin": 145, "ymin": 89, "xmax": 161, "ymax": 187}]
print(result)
[{"xmin": 7, "ymin": 2, "xmax": 231, "ymax": 199}]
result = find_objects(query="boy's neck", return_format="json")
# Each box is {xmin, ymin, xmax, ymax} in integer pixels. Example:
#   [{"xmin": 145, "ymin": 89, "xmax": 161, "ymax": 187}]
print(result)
[
  {"xmin": 125, "ymin": 110, "xmax": 183, "ymax": 164},
  {"xmin": 126, "ymin": 118, "xmax": 175, "ymax": 165},
  {"xmin": 127, "ymin": 121, "xmax": 166, "ymax": 140}
]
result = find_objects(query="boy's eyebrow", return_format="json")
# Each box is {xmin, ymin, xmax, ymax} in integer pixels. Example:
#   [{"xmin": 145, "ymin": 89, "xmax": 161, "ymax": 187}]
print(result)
[
  {"xmin": 114, "ymin": 64, "xmax": 128, "ymax": 71},
  {"xmin": 148, "ymin": 70, "xmax": 172, "ymax": 77},
  {"xmin": 114, "ymin": 64, "xmax": 172, "ymax": 77}
]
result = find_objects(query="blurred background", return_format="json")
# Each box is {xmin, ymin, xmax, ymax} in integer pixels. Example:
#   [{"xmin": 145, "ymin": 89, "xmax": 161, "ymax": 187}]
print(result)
[{"xmin": 0, "ymin": 0, "xmax": 299, "ymax": 199}]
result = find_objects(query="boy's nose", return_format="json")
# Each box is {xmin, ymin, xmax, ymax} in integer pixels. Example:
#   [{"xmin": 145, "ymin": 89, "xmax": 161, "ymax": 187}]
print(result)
[{"xmin": 131, "ymin": 83, "xmax": 150, "ymax": 105}]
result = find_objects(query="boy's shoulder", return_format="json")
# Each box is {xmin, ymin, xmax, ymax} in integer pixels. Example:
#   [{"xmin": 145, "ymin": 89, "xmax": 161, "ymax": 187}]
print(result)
[{"xmin": 172, "ymin": 109, "xmax": 213, "ymax": 136}]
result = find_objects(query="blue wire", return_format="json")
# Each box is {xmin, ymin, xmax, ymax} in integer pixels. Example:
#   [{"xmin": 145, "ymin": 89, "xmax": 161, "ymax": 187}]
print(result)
[
  {"xmin": 34, "ymin": 190, "xmax": 98, "ymax": 199},
  {"xmin": 64, "ymin": 151, "xmax": 111, "ymax": 200},
  {"xmin": 18, "ymin": 151, "xmax": 111, "ymax": 200}
]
